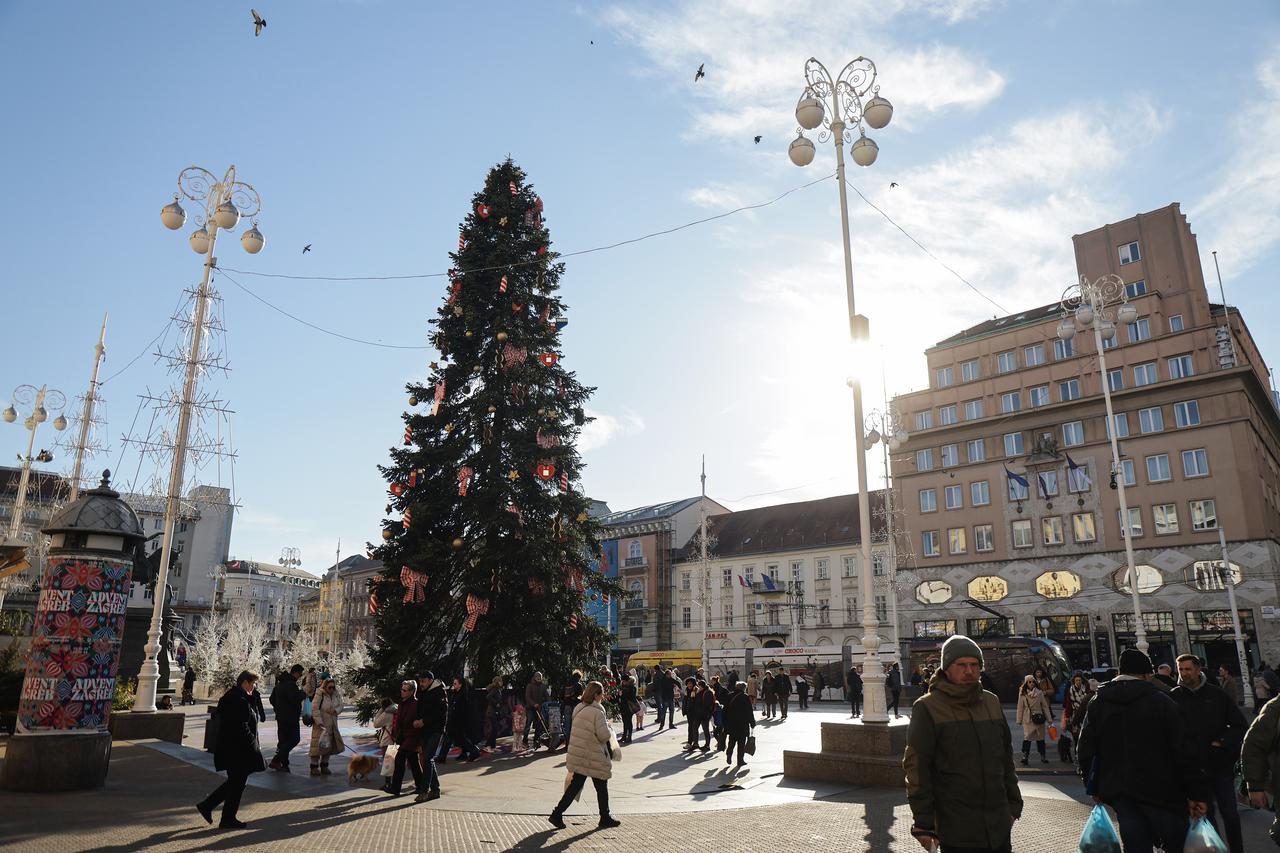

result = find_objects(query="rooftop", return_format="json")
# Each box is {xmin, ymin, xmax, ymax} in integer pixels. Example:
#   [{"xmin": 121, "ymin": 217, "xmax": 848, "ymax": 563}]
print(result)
[
  {"xmin": 932, "ymin": 300, "xmax": 1064, "ymax": 349},
  {"xmin": 600, "ymin": 496, "xmax": 702, "ymax": 527},
  {"xmin": 225, "ymin": 559, "xmax": 321, "ymax": 582},
  {"xmin": 675, "ymin": 492, "xmax": 887, "ymax": 560}
]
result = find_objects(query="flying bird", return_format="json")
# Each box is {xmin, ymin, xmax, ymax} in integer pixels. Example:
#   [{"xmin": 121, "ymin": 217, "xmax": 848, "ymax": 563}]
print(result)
[
  {"xmin": 694, "ymin": 63, "xmax": 705, "ymax": 81},
  {"xmin": 302, "ymin": 244, "xmax": 311, "ymax": 253},
  {"xmin": 890, "ymin": 182, "xmax": 899, "ymax": 188},
  {"xmin": 251, "ymin": 9, "xmax": 266, "ymax": 37},
  {"xmin": 753, "ymin": 135, "xmax": 762, "ymax": 144}
]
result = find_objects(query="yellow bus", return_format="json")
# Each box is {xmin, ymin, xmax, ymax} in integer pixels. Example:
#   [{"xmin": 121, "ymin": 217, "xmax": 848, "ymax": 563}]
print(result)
[{"xmin": 625, "ymin": 650, "xmax": 702, "ymax": 682}]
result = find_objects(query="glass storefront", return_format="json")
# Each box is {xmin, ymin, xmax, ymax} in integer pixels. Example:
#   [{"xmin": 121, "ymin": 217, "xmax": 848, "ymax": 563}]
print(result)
[
  {"xmin": 1186, "ymin": 609, "xmax": 1258, "ymax": 676},
  {"xmin": 1039, "ymin": 613, "xmax": 1092, "ymax": 671},
  {"xmin": 966, "ymin": 617, "xmax": 1011, "ymax": 638},
  {"xmin": 914, "ymin": 620, "xmax": 956, "ymax": 638},
  {"xmin": 1112, "ymin": 611, "xmax": 1176, "ymax": 667}
]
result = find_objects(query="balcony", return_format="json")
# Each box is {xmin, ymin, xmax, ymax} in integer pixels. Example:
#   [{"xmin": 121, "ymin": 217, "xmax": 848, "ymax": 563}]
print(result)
[
  {"xmin": 623, "ymin": 598, "xmax": 646, "ymax": 610},
  {"xmin": 622, "ymin": 556, "xmax": 647, "ymax": 569}
]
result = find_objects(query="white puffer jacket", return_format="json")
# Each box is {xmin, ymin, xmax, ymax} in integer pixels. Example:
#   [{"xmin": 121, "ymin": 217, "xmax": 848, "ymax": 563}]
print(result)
[{"xmin": 565, "ymin": 700, "xmax": 613, "ymax": 780}]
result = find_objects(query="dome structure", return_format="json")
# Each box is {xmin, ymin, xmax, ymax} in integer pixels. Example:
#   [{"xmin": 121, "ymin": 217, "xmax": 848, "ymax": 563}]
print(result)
[{"xmin": 43, "ymin": 469, "xmax": 145, "ymax": 546}]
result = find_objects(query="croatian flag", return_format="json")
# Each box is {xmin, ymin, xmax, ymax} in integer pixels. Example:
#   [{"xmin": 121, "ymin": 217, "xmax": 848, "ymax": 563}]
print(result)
[{"xmin": 738, "ymin": 575, "xmax": 750, "ymax": 589}]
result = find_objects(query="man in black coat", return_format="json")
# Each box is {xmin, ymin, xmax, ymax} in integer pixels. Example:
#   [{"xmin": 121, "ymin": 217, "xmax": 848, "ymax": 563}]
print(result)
[
  {"xmin": 412, "ymin": 672, "xmax": 448, "ymax": 802},
  {"xmin": 846, "ymin": 665, "xmax": 863, "ymax": 718},
  {"xmin": 722, "ymin": 681, "xmax": 756, "ymax": 768},
  {"xmin": 1077, "ymin": 649, "xmax": 1208, "ymax": 851},
  {"xmin": 773, "ymin": 670, "xmax": 793, "ymax": 720},
  {"xmin": 197, "ymin": 671, "xmax": 266, "ymax": 830},
  {"xmin": 267, "ymin": 664, "xmax": 305, "ymax": 771},
  {"xmin": 657, "ymin": 668, "xmax": 676, "ymax": 730},
  {"xmin": 1172, "ymin": 653, "xmax": 1248, "ymax": 853}
]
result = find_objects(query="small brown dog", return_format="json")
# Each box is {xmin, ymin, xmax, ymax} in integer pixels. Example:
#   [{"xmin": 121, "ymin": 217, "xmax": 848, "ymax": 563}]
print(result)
[{"xmin": 347, "ymin": 753, "xmax": 380, "ymax": 784}]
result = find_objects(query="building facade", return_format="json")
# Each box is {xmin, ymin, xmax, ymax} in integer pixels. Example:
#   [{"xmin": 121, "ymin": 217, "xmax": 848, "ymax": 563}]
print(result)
[
  {"xmin": 0, "ymin": 466, "xmax": 68, "ymax": 599},
  {"xmin": 335, "ymin": 554, "xmax": 383, "ymax": 651},
  {"xmin": 221, "ymin": 559, "xmax": 322, "ymax": 646},
  {"xmin": 892, "ymin": 203, "xmax": 1280, "ymax": 672}
]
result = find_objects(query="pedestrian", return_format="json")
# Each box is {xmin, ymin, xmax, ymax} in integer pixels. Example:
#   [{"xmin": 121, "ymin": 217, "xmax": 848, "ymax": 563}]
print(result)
[
  {"xmin": 796, "ymin": 673, "xmax": 810, "ymax": 710},
  {"xmin": 1154, "ymin": 662, "xmax": 1177, "ymax": 692},
  {"xmin": 904, "ymin": 636, "xmax": 1022, "ymax": 852},
  {"xmin": 196, "ymin": 670, "xmax": 265, "ymax": 830},
  {"xmin": 382, "ymin": 680, "xmax": 425, "ymax": 798},
  {"xmin": 176, "ymin": 644, "xmax": 188, "ymax": 671},
  {"xmin": 1172, "ymin": 653, "xmax": 1247, "ymax": 853},
  {"xmin": 484, "ymin": 676, "xmax": 505, "ymax": 750},
  {"xmin": 815, "ymin": 671, "xmax": 826, "ymax": 702},
  {"xmin": 561, "ymin": 670, "xmax": 584, "ymax": 745},
  {"xmin": 301, "ymin": 666, "xmax": 318, "ymax": 700},
  {"xmin": 1218, "ymin": 664, "xmax": 1242, "ymax": 707},
  {"xmin": 1060, "ymin": 673, "xmax": 1090, "ymax": 764},
  {"xmin": 619, "ymin": 675, "xmax": 638, "ymax": 744},
  {"xmin": 846, "ymin": 664, "xmax": 863, "ymax": 718},
  {"xmin": 657, "ymin": 667, "xmax": 676, "ymax": 730},
  {"xmin": 746, "ymin": 670, "xmax": 759, "ymax": 709},
  {"xmin": 1076, "ymin": 648, "xmax": 1208, "ymax": 851},
  {"xmin": 372, "ymin": 696, "xmax": 396, "ymax": 749},
  {"xmin": 693, "ymin": 679, "xmax": 714, "ymax": 751},
  {"xmin": 308, "ymin": 678, "xmax": 344, "ymax": 776},
  {"xmin": 1262, "ymin": 662, "xmax": 1280, "ymax": 701},
  {"xmin": 412, "ymin": 672, "xmax": 446, "ymax": 802},
  {"xmin": 158, "ymin": 695, "xmax": 174, "ymax": 710},
  {"xmin": 710, "ymin": 675, "xmax": 728, "ymax": 751},
  {"xmin": 267, "ymin": 664, "xmax": 305, "ymax": 772},
  {"xmin": 761, "ymin": 668, "xmax": 776, "ymax": 719},
  {"xmin": 1241, "ymin": 693, "xmax": 1280, "ymax": 844},
  {"xmin": 632, "ymin": 669, "xmax": 646, "ymax": 733},
  {"xmin": 438, "ymin": 676, "xmax": 482, "ymax": 763},
  {"xmin": 523, "ymin": 671, "xmax": 551, "ymax": 749},
  {"xmin": 1016, "ymin": 674, "xmax": 1051, "ymax": 765},
  {"xmin": 1032, "ymin": 666, "xmax": 1054, "ymax": 710},
  {"xmin": 181, "ymin": 666, "xmax": 197, "ymax": 706},
  {"xmin": 773, "ymin": 668, "xmax": 792, "ymax": 720},
  {"xmin": 887, "ymin": 663, "xmax": 903, "ymax": 718},
  {"xmin": 681, "ymin": 677, "xmax": 699, "ymax": 749},
  {"xmin": 548, "ymin": 681, "xmax": 621, "ymax": 830},
  {"xmin": 723, "ymin": 680, "xmax": 755, "ymax": 769},
  {"xmin": 248, "ymin": 680, "xmax": 266, "ymax": 723}
]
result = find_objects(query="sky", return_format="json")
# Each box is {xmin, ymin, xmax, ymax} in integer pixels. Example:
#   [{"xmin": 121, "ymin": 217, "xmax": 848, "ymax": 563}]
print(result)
[{"xmin": 2, "ymin": 2, "xmax": 1278, "ymax": 577}]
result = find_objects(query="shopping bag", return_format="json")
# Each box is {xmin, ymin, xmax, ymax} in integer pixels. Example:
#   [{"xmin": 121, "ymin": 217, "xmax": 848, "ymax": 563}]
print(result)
[
  {"xmin": 1077, "ymin": 804, "xmax": 1121, "ymax": 853},
  {"xmin": 608, "ymin": 731, "xmax": 623, "ymax": 762},
  {"xmin": 301, "ymin": 696, "xmax": 313, "ymax": 727},
  {"xmin": 1049, "ymin": 724, "xmax": 1058, "ymax": 741},
  {"xmin": 745, "ymin": 734, "xmax": 757, "ymax": 756},
  {"xmin": 318, "ymin": 726, "xmax": 332, "ymax": 753},
  {"xmin": 1183, "ymin": 816, "xmax": 1228, "ymax": 852},
  {"xmin": 380, "ymin": 744, "xmax": 398, "ymax": 777}
]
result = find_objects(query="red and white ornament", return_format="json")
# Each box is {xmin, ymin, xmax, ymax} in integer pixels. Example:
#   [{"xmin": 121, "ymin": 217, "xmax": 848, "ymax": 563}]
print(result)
[
  {"xmin": 464, "ymin": 593, "xmax": 490, "ymax": 631},
  {"xmin": 501, "ymin": 343, "xmax": 527, "ymax": 370},
  {"xmin": 477, "ymin": 203, "xmax": 491, "ymax": 219},
  {"xmin": 509, "ymin": 180, "xmax": 518, "ymax": 196},
  {"xmin": 402, "ymin": 509, "xmax": 412, "ymax": 530},
  {"xmin": 499, "ymin": 275, "xmax": 508, "ymax": 294},
  {"xmin": 458, "ymin": 234, "xmax": 466, "ymax": 251},
  {"xmin": 408, "ymin": 470, "xmax": 418, "ymax": 488},
  {"xmin": 432, "ymin": 380, "xmax": 446, "ymax": 416},
  {"xmin": 559, "ymin": 471, "xmax": 570, "ymax": 493},
  {"xmin": 540, "ymin": 352, "xmax": 558, "ymax": 367},
  {"xmin": 404, "ymin": 426, "xmax": 412, "ymax": 446},
  {"xmin": 400, "ymin": 566, "xmax": 429, "ymax": 604},
  {"xmin": 458, "ymin": 466, "xmax": 474, "ymax": 497},
  {"xmin": 536, "ymin": 462, "xmax": 556, "ymax": 481},
  {"xmin": 390, "ymin": 482, "xmax": 405, "ymax": 497},
  {"xmin": 568, "ymin": 612, "xmax": 578, "ymax": 630}
]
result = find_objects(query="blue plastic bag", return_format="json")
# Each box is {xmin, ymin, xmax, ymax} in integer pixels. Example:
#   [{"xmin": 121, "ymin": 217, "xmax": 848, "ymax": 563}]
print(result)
[
  {"xmin": 301, "ymin": 696, "xmax": 313, "ymax": 725},
  {"xmin": 1078, "ymin": 804, "xmax": 1121, "ymax": 853},
  {"xmin": 1183, "ymin": 816, "xmax": 1228, "ymax": 853}
]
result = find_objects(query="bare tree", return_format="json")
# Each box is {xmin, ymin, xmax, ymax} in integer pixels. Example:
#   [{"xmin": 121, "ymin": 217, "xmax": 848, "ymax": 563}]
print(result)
[
  {"xmin": 187, "ymin": 605, "xmax": 269, "ymax": 692},
  {"xmin": 333, "ymin": 635, "xmax": 370, "ymax": 698}
]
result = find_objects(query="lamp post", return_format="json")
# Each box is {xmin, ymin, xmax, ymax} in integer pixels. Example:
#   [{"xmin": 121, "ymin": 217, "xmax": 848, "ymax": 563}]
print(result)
[
  {"xmin": 135, "ymin": 165, "xmax": 264, "ymax": 714},
  {"xmin": 789, "ymin": 56, "xmax": 893, "ymax": 723},
  {"xmin": 1056, "ymin": 273, "xmax": 1148, "ymax": 655},
  {"xmin": 2, "ymin": 385, "xmax": 68, "ymax": 609},
  {"xmin": 864, "ymin": 406, "xmax": 907, "ymax": 667}
]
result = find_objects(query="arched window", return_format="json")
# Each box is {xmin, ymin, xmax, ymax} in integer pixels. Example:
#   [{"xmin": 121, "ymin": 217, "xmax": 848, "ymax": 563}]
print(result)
[{"xmin": 628, "ymin": 541, "xmax": 642, "ymax": 559}]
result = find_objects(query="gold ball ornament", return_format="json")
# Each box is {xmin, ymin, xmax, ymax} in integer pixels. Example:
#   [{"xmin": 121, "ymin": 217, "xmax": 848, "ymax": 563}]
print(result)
[
  {"xmin": 472, "ymin": 365, "xmax": 482, "ymax": 374},
  {"xmin": 465, "ymin": 330, "xmax": 474, "ymax": 339},
  {"xmin": 496, "ymin": 331, "xmax": 509, "ymax": 343},
  {"xmin": 408, "ymin": 395, "xmax": 419, "ymax": 407},
  {"xmin": 487, "ymin": 405, "xmax": 497, "ymax": 413},
  {"xmin": 451, "ymin": 537, "xmax": 464, "ymax": 550},
  {"xmin": 381, "ymin": 529, "xmax": 394, "ymax": 541}
]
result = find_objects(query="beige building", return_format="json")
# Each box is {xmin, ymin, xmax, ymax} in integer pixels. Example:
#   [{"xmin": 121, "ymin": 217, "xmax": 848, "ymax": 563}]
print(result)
[{"xmin": 891, "ymin": 203, "xmax": 1280, "ymax": 672}]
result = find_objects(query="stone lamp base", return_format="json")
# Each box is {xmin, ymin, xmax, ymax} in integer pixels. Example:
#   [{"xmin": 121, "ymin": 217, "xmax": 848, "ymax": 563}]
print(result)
[
  {"xmin": 783, "ymin": 718, "xmax": 910, "ymax": 787},
  {"xmin": 0, "ymin": 731, "xmax": 112, "ymax": 792}
]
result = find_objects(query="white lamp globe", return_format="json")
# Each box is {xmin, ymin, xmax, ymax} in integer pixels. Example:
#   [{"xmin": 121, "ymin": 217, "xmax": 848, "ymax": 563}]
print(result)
[
  {"xmin": 789, "ymin": 134, "xmax": 816, "ymax": 167},
  {"xmin": 189, "ymin": 226, "xmax": 211, "ymax": 254},
  {"xmin": 1117, "ymin": 302, "xmax": 1138, "ymax": 325},
  {"xmin": 2, "ymin": 406, "xmax": 15, "ymax": 423},
  {"xmin": 863, "ymin": 95, "xmax": 893, "ymax": 130},
  {"xmin": 850, "ymin": 135, "xmax": 879, "ymax": 167},
  {"xmin": 33, "ymin": 406, "xmax": 47, "ymax": 423},
  {"xmin": 161, "ymin": 196, "xmax": 186, "ymax": 230},
  {"xmin": 795, "ymin": 97, "xmax": 825, "ymax": 130},
  {"xmin": 241, "ymin": 223, "xmax": 265, "ymax": 254},
  {"xmin": 215, "ymin": 200, "xmax": 240, "ymax": 230},
  {"xmin": 1076, "ymin": 303, "xmax": 1095, "ymax": 326},
  {"xmin": 1100, "ymin": 319, "xmax": 1116, "ymax": 342},
  {"xmin": 1057, "ymin": 318, "xmax": 1076, "ymax": 341},
  {"xmin": 53, "ymin": 415, "xmax": 68, "ymax": 431},
  {"xmin": 866, "ymin": 428, "xmax": 881, "ymax": 446}
]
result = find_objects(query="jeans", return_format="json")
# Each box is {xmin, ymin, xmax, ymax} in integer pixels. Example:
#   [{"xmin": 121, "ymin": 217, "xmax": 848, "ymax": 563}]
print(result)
[
  {"xmin": 1205, "ymin": 771, "xmax": 1244, "ymax": 853},
  {"xmin": 798, "ymin": 689, "xmax": 809, "ymax": 709},
  {"xmin": 621, "ymin": 707, "xmax": 633, "ymax": 741},
  {"xmin": 889, "ymin": 688, "xmax": 901, "ymax": 716},
  {"xmin": 522, "ymin": 705, "xmax": 547, "ymax": 744},
  {"xmin": 552, "ymin": 773, "xmax": 610, "ymax": 818},
  {"xmin": 1021, "ymin": 739, "xmax": 1046, "ymax": 759},
  {"xmin": 778, "ymin": 696, "xmax": 789, "ymax": 718},
  {"xmin": 419, "ymin": 732, "xmax": 442, "ymax": 794},
  {"xmin": 273, "ymin": 717, "xmax": 300, "ymax": 766},
  {"xmin": 390, "ymin": 745, "xmax": 423, "ymax": 795},
  {"xmin": 200, "ymin": 768, "xmax": 249, "ymax": 823},
  {"xmin": 657, "ymin": 699, "xmax": 674, "ymax": 728},
  {"xmin": 849, "ymin": 693, "xmax": 862, "ymax": 717},
  {"xmin": 725, "ymin": 732, "xmax": 747, "ymax": 764},
  {"xmin": 1109, "ymin": 796, "xmax": 1189, "ymax": 852}
]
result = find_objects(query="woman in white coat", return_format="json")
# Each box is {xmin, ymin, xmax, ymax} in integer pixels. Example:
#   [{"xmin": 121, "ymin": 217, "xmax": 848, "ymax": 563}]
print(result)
[
  {"xmin": 309, "ymin": 678, "xmax": 346, "ymax": 775},
  {"xmin": 548, "ymin": 681, "xmax": 620, "ymax": 829},
  {"xmin": 1015, "ymin": 674, "xmax": 1051, "ymax": 765}
]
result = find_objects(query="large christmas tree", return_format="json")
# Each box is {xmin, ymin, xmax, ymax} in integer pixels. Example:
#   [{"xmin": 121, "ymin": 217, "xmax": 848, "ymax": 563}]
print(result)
[{"xmin": 360, "ymin": 160, "xmax": 619, "ymax": 708}]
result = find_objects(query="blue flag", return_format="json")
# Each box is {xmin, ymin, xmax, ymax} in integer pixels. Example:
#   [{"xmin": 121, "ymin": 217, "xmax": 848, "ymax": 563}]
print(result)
[
  {"xmin": 1004, "ymin": 466, "xmax": 1029, "ymax": 489},
  {"xmin": 760, "ymin": 574, "xmax": 778, "ymax": 591},
  {"xmin": 1066, "ymin": 453, "xmax": 1091, "ymax": 488}
]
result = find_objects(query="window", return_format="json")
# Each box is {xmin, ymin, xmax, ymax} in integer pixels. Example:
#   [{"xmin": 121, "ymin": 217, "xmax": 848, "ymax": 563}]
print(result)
[
  {"xmin": 1042, "ymin": 516, "xmax": 1065, "ymax": 545},
  {"xmin": 1062, "ymin": 421, "xmax": 1084, "ymax": 447},
  {"xmin": 1125, "ymin": 279, "xmax": 1147, "ymax": 297},
  {"xmin": 1039, "ymin": 470, "xmax": 1060, "ymax": 496},
  {"xmin": 1121, "ymin": 507, "xmax": 1144, "ymax": 538},
  {"xmin": 941, "ymin": 444, "xmax": 959, "ymax": 467},
  {"xmin": 1138, "ymin": 407, "xmax": 1164, "ymax": 434},
  {"xmin": 817, "ymin": 599, "xmax": 829, "ymax": 624},
  {"xmin": 1012, "ymin": 519, "xmax": 1034, "ymax": 548},
  {"xmin": 1108, "ymin": 368, "xmax": 1124, "ymax": 392},
  {"xmin": 722, "ymin": 567, "xmax": 732, "ymax": 587},
  {"xmin": 936, "ymin": 366, "xmax": 954, "ymax": 388},
  {"xmin": 1168, "ymin": 354, "xmax": 1195, "ymax": 379},
  {"xmin": 1054, "ymin": 337, "xmax": 1075, "ymax": 360},
  {"xmin": 682, "ymin": 607, "xmax": 692, "ymax": 629},
  {"xmin": 1154, "ymin": 503, "xmax": 1179, "ymax": 535},
  {"xmin": 939, "ymin": 404, "xmax": 958, "ymax": 425},
  {"xmin": 841, "ymin": 556, "xmax": 857, "ymax": 578},
  {"xmin": 967, "ymin": 438, "xmax": 986, "ymax": 462},
  {"xmin": 872, "ymin": 554, "xmax": 885, "ymax": 576},
  {"xmin": 816, "ymin": 558, "xmax": 829, "ymax": 580},
  {"xmin": 1059, "ymin": 379, "xmax": 1082, "ymax": 401},
  {"xmin": 1108, "ymin": 413, "xmax": 1130, "ymax": 439},
  {"xmin": 1068, "ymin": 462, "xmax": 1090, "ymax": 493},
  {"xmin": 1119, "ymin": 241, "xmax": 1141, "ymax": 265},
  {"xmin": 997, "ymin": 350, "xmax": 1017, "ymax": 373},
  {"xmin": 961, "ymin": 359, "xmax": 981, "ymax": 382},
  {"xmin": 1024, "ymin": 344, "xmax": 1046, "ymax": 367},
  {"xmin": 1169, "ymin": 314, "xmax": 1184, "ymax": 333},
  {"xmin": 628, "ymin": 540, "xmax": 643, "ymax": 560},
  {"xmin": 723, "ymin": 602, "xmax": 734, "ymax": 627},
  {"xmin": 1004, "ymin": 432, "xmax": 1024, "ymax": 456},
  {"xmin": 948, "ymin": 528, "xmax": 967, "ymax": 554},
  {"xmin": 1127, "ymin": 318, "xmax": 1151, "ymax": 343},
  {"xmin": 971, "ymin": 480, "xmax": 991, "ymax": 506},
  {"xmin": 944, "ymin": 484, "xmax": 963, "ymax": 510},
  {"xmin": 1146, "ymin": 454, "xmax": 1172, "ymax": 482},
  {"xmin": 875, "ymin": 595, "xmax": 888, "ymax": 622},
  {"xmin": 975, "ymin": 524, "xmax": 994, "ymax": 552},
  {"xmin": 845, "ymin": 598, "xmax": 858, "ymax": 623},
  {"xmin": 916, "ymin": 410, "xmax": 934, "ymax": 431},
  {"xmin": 791, "ymin": 560, "xmax": 803, "ymax": 582},
  {"xmin": 964, "ymin": 399, "xmax": 984, "ymax": 420},
  {"xmin": 1174, "ymin": 400, "xmax": 1200, "ymax": 428},
  {"xmin": 1134, "ymin": 362, "xmax": 1158, "ymax": 386},
  {"xmin": 1190, "ymin": 499, "xmax": 1218, "ymax": 531},
  {"xmin": 1182, "ymin": 448, "xmax": 1209, "ymax": 478},
  {"xmin": 1029, "ymin": 385, "xmax": 1051, "ymax": 408},
  {"xmin": 1072, "ymin": 513, "xmax": 1097, "ymax": 542},
  {"xmin": 922, "ymin": 531, "xmax": 940, "ymax": 557},
  {"xmin": 1008, "ymin": 475, "xmax": 1030, "ymax": 502},
  {"xmin": 744, "ymin": 565, "xmax": 755, "ymax": 585},
  {"xmin": 1102, "ymin": 332, "xmax": 1118, "ymax": 351},
  {"xmin": 1120, "ymin": 459, "xmax": 1136, "ymax": 487},
  {"xmin": 1001, "ymin": 391, "xmax": 1022, "ymax": 413},
  {"xmin": 917, "ymin": 448, "xmax": 935, "ymax": 471},
  {"xmin": 681, "ymin": 572, "xmax": 691, "ymax": 591}
]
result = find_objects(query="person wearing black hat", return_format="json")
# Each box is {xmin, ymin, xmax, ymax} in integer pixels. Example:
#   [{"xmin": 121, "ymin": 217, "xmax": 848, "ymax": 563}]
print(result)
[
  {"xmin": 1076, "ymin": 648, "xmax": 1209, "ymax": 851},
  {"xmin": 412, "ymin": 672, "xmax": 447, "ymax": 802}
]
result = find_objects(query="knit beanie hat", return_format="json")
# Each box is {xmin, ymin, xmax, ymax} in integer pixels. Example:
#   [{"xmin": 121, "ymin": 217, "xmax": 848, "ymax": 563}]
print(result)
[
  {"xmin": 941, "ymin": 635, "xmax": 984, "ymax": 670},
  {"xmin": 1118, "ymin": 648, "xmax": 1153, "ymax": 675}
]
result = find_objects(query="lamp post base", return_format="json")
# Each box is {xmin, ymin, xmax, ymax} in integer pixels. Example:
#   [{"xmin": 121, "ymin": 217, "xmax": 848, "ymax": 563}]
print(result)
[
  {"xmin": 783, "ymin": 716, "xmax": 909, "ymax": 787},
  {"xmin": 0, "ymin": 732, "xmax": 112, "ymax": 792}
]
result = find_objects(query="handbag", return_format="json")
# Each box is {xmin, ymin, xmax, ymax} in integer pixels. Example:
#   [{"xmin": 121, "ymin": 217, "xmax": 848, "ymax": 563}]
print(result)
[
  {"xmin": 1032, "ymin": 712, "xmax": 1047, "ymax": 725},
  {"xmin": 380, "ymin": 744, "xmax": 398, "ymax": 777},
  {"xmin": 745, "ymin": 734, "xmax": 757, "ymax": 755}
]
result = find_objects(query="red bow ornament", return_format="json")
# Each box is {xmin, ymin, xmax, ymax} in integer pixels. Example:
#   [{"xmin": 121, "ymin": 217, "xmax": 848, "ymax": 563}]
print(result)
[
  {"xmin": 458, "ymin": 466, "xmax": 474, "ymax": 497},
  {"xmin": 464, "ymin": 594, "xmax": 490, "ymax": 631},
  {"xmin": 400, "ymin": 566, "xmax": 429, "ymax": 604}
]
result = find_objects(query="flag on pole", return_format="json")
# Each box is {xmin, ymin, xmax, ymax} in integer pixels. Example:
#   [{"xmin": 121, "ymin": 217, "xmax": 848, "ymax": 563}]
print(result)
[
  {"xmin": 1037, "ymin": 473, "xmax": 1051, "ymax": 499},
  {"xmin": 1066, "ymin": 453, "xmax": 1091, "ymax": 489},
  {"xmin": 1004, "ymin": 466, "xmax": 1029, "ymax": 498},
  {"xmin": 738, "ymin": 575, "xmax": 750, "ymax": 588},
  {"xmin": 760, "ymin": 574, "xmax": 778, "ymax": 591}
]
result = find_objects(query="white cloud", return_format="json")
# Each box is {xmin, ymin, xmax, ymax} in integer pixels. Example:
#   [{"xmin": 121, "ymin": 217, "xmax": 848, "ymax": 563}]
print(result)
[{"xmin": 578, "ymin": 409, "xmax": 646, "ymax": 452}]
